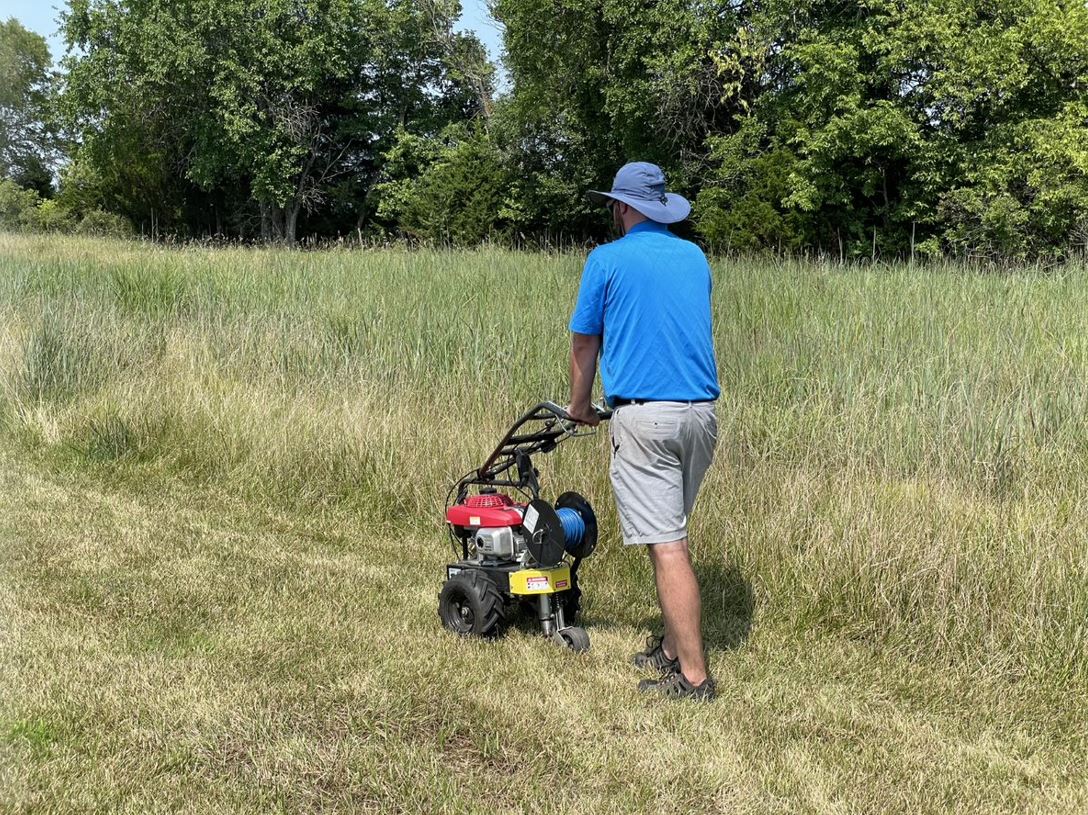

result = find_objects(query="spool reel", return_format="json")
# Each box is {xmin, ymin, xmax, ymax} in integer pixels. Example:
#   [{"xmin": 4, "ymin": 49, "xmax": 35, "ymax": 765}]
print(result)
[{"xmin": 522, "ymin": 493, "xmax": 598, "ymax": 567}]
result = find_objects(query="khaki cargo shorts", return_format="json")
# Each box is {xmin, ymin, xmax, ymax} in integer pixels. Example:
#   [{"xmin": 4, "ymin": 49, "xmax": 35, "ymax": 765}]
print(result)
[{"xmin": 608, "ymin": 401, "xmax": 718, "ymax": 545}]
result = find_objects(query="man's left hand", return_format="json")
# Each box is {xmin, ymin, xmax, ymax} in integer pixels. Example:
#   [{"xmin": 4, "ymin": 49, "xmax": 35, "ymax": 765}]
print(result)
[{"xmin": 565, "ymin": 402, "xmax": 601, "ymax": 426}]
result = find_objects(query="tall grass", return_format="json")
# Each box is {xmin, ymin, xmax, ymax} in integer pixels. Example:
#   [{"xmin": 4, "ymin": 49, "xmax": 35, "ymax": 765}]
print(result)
[{"xmin": 2, "ymin": 232, "xmax": 1086, "ymax": 685}]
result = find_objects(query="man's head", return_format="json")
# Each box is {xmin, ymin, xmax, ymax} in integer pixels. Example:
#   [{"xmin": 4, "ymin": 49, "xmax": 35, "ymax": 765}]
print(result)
[
  {"xmin": 588, "ymin": 162, "xmax": 691, "ymax": 234},
  {"xmin": 608, "ymin": 199, "xmax": 649, "ymax": 234}
]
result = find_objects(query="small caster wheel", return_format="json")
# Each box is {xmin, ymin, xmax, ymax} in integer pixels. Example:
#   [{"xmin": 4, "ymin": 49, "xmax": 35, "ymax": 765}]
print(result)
[{"xmin": 553, "ymin": 625, "xmax": 590, "ymax": 652}]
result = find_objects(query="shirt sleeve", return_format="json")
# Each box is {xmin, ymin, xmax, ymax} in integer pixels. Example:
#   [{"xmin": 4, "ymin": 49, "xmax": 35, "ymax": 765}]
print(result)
[{"xmin": 568, "ymin": 251, "xmax": 606, "ymax": 335}]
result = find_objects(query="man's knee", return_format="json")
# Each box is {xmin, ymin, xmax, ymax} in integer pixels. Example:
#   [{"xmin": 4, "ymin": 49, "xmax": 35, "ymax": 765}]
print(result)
[{"xmin": 647, "ymin": 538, "xmax": 690, "ymax": 566}]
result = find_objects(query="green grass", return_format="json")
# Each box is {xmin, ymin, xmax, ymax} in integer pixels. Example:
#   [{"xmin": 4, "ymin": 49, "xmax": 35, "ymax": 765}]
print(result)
[{"xmin": 1, "ymin": 232, "xmax": 1086, "ymax": 812}]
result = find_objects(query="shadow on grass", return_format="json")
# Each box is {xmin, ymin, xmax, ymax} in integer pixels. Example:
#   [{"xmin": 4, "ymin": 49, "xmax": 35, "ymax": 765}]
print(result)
[
  {"xmin": 564, "ymin": 560, "xmax": 755, "ymax": 656},
  {"xmin": 696, "ymin": 561, "xmax": 755, "ymax": 655}
]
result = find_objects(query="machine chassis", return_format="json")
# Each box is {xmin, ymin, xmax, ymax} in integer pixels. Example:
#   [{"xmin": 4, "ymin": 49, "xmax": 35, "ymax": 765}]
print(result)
[{"xmin": 440, "ymin": 402, "xmax": 609, "ymax": 650}]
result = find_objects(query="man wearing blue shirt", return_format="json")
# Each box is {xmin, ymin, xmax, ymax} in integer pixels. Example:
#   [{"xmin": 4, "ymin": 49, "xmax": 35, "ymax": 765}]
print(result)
[{"xmin": 567, "ymin": 162, "xmax": 720, "ymax": 702}]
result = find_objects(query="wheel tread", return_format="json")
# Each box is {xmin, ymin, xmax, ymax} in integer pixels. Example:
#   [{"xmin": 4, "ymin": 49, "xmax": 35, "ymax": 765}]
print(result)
[
  {"xmin": 468, "ymin": 569, "xmax": 506, "ymax": 634},
  {"xmin": 439, "ymin": 569, "xmax": 506, "ymax": 637}
]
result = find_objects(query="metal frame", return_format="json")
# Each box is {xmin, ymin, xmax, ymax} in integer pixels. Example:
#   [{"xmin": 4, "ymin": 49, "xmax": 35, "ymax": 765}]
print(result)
[
  {"xmin": 452, "ymin": 401, "xmax": 610, "ymax": 504},
  {"xmin": 444, "ymin": 401, "xmax": 611, "ymax": 644}
]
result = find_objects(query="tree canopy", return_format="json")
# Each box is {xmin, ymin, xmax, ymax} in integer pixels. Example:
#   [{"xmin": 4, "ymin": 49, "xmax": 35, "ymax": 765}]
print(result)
[
  {"xmin": 2, "ymin": 0, "xmax": 1087, "ymax": 258},
  {"xmin": 57, "ymin": 0, "xmax": 490, "ymax": 241},
  {"xmin": 0, "ymin": 18, "xmax": 56, "ymax": 196}
]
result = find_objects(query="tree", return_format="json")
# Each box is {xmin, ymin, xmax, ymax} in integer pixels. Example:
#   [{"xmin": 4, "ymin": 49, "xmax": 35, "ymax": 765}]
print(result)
[
  {"xmin": 60, "ymin": 0, "xmax": 491, "ymax": 242},
  {"xmin": 490, "ymin": 0, "xmax": 760, "ymax": 240},
  {"xmin": 698, "ymin": 0, "xmax": 1088, "ymax": 259},
  {"xmin": 376, "ymin": 122, "xmax": 510, "ymax": 244},
  {"xmin": 492, "ymin": 0, "xmax": 1088, "ymax": 258},
  {"xmin": 0, "ymin": 18, "xmax": 56, "ymax": 196}
]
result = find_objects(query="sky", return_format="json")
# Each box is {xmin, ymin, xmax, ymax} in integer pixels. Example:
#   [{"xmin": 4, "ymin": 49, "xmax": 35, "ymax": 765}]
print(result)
[{"xmin": 2, "ymin": 0, "xmax": 504, "ymax": 63}]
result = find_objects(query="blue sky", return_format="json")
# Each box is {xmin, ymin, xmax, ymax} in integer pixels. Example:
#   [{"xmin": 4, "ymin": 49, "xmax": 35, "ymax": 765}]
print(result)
[
  {"xmin": 3, "ymin": 0, "xmax": 503, "ymax": 63},
  {"xmin": 455, "ymin": 0, "xmax": 503, "ymax": 61},
  {"xmin": 3, "ymin": 1, "xmax": 66, "ymax": 57}
]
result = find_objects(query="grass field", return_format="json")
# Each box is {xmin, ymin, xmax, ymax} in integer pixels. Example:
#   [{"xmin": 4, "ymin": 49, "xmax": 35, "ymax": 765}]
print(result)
[{"xmin": 1, "ymin": 233, "xmax": 1087, "ymax": 813}]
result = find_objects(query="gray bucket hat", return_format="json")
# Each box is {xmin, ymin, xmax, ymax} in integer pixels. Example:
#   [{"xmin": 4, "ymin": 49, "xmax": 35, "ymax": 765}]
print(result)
[{"xmin": 587, "ymin": 161, "xmax": 691, "ymax": 224}]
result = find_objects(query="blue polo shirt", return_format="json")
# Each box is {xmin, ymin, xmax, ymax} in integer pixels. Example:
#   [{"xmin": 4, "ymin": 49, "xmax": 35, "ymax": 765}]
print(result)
[{"xmin": 569, "ymin": 221, "xmax": 720, "ymax": 405}]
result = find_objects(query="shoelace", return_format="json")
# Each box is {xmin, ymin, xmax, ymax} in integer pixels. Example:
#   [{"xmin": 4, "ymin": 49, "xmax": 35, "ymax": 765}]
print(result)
[
  {"xmin": 652, "ymin": 639, "xmax": 680, "ymax": 669},
  {"xmin": 656, "ymin": 672, "xmax": 692, "ymax": 696}
]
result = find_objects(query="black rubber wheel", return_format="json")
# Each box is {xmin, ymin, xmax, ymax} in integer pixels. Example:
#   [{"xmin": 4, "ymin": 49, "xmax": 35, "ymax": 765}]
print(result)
[
  {"xmin": 555, "ymin": 625, "xmax": 591, "ymax": 652},
  {"xmin": 439, "ymin": 571, "xmax": 505, "ymax": 637}
]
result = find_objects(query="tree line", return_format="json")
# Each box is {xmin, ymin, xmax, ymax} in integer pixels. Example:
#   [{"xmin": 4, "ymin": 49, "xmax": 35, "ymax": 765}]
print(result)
[{"xmin": 2, "ymin": 0, "xmax": 1088, "ymax": 260}]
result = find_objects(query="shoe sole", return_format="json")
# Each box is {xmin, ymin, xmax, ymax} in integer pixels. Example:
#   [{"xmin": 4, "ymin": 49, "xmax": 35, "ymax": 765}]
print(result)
[{"xmin": 637, "ymin": 678, "xmax": 716, "ymax": 701}]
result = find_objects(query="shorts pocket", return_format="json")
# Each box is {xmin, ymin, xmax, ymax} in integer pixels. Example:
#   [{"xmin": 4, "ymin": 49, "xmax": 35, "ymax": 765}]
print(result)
[{"xmin": 635, "ymin": 418, "xmax": 678, "ymax": 439}]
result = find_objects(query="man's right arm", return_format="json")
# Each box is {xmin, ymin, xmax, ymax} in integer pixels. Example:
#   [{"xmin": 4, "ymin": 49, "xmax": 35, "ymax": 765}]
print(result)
[
  {"xmin": 567, "ymin": 252, "xmax": 606, "ymax": 425},
  {"xmin": 568, "ymin": 333, "xmax": 601, "ymax": 426}
]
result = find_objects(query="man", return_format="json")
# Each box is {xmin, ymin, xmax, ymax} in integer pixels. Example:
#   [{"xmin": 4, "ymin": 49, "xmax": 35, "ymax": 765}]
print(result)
[{"xmin": 566, "ymin": 161, "xmax": 720, "ymax": 702}]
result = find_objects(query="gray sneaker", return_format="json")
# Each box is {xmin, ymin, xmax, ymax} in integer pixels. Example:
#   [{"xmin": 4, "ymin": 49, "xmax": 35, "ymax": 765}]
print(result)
[
  {"xmin": 631, "ymin": 635, "xmax": 680, "ymax": 673},
  {"xmin": 638, "ymin": 672, "xmax": 716, "ymax": 701}
]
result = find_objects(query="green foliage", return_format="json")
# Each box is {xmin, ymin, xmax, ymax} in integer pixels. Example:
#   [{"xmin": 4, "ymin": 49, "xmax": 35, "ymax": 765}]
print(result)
[
  {"xmin": 491, "ymin": 0, "xmax": 749, "ymax": 237},
  {"xmin": 695, "ymin": 121, "xmax": 808, "ymax": 253},
  {"xmin": 0, "ymin": 18, "xmax": 55, "ymax": 191},
  {"xmin": 0, "ymin": 179, "xmax": 74, "ymax": 233},
  {"xmin": 0, "ymin": 178, "xmax": 41, "ymax": 229},
  {"xmin": 491, "ymin": 0, "xmax": 1088, "ymax": 258},
  {"xmin": 1, "ymin": 178, "xmax": 132, "ymax": 237},
  {"xmin": 2, "ymin": 0, "xmax": 1083, "ymax": 256},
  {"xmin": 376, "ymin": 125, "xmax": 510, "ymax": 244},
  {"xmin": 75, "ymin": 209, "xmax": 134, "ymax": 238},
  {"xmin": 23, "ymin": 199, "xmax": 76, "ymax": 233},
  {"xmin": 705, "ymin": 0, "xmax": 1088, "ymax": 258},
  {"xmin": 59, "ymin": 0, "xmax": 491, "ymax": 242}
]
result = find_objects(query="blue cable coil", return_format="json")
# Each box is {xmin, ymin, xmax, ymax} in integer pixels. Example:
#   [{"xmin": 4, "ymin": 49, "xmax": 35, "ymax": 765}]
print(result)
[{"xmin": 557, "ymin": 506, "xmax": 586, "ymax": 552}]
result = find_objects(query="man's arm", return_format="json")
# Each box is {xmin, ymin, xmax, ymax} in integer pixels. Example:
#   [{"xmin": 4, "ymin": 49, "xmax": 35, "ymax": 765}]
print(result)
[{"xmin": 567, "ymin": 332, "xmax": 602, "ymax": 426}]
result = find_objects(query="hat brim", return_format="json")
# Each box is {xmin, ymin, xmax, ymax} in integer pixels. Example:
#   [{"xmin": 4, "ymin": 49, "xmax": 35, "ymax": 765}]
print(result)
[{"xmin": 587, "ymin": 190, "xmax": 691, "ymax": 224}]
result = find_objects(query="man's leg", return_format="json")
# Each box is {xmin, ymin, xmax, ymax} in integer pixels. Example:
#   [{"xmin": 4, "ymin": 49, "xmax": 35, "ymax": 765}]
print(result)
[{"xmin": 648, "ymin": 538, "xmax": 707, "ymax": 685}]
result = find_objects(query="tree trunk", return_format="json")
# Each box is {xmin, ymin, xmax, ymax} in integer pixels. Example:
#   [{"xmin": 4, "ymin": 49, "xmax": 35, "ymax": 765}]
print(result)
[
  {"xmin": 260, "ymin": 201, "xmax": 274, "ymax": 242},
  {"xmin": 259, "ymin": 201, "xmax": 298, "ymax": 244},
  {"xmin": 285, "ymin": 201, "xmax": 301, "ymax": 245}
]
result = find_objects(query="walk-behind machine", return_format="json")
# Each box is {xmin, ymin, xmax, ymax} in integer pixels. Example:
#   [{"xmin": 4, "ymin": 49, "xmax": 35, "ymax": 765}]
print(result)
[{"xmin": 440, "ymin": 401, "xmax": 610, "ymax": 651}]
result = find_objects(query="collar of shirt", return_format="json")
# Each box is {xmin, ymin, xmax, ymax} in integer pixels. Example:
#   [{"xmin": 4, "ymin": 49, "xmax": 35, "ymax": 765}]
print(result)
[{"xmin": 624, "ymin": 221, "xmax": 670, "ymax": 237}]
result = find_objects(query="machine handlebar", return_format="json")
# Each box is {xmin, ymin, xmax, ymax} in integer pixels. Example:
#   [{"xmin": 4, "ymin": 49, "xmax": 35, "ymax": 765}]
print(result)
[
  {"xmin": 467, "ymin": 400, "xmax": 611, "ymax": 487},
  {"xmin": 540, "ymin": 400, "xmax": 613, "ymax": 426}
]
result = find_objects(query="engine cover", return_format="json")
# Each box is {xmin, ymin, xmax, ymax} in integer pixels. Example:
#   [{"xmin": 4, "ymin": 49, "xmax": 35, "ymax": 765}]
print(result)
[
  {"xmin": 474, "ymin": 527, "xmax": 520, "ymax": 559},
  {"xmin": 446, "ymin": 493, "xmax": 524, "ymax": 528}
]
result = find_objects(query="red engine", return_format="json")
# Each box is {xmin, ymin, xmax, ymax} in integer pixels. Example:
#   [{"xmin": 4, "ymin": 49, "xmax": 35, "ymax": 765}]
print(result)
[{"xmin": 445, "ymin": 492, "xmax": 525, "ymax": 529}]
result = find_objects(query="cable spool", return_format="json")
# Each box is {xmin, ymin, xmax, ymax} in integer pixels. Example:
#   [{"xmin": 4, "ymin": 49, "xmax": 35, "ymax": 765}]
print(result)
[
  {"xmin": 522, "ymin": 493, "xmax": 598, "ymax": 567},
  {"xmin": 557, "ymin": 507, "xmax": 586, "ymax": 551},
  {"xmin": 522, "ymin": 499, "xmax": 566, "ymax": 567},
  {"xmin": 555, "ymin": 492, "xmax": 597, "ymax": 559}
]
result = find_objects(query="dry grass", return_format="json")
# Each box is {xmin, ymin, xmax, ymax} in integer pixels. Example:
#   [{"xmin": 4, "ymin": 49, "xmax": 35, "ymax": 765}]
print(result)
[{"xmin": 1, "ymin": 233, "xmax": 1087, "ymax": 813}]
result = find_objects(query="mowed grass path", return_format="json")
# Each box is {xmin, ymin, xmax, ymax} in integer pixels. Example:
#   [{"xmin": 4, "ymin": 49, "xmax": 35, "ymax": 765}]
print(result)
[
  {"xmin": 3, "ymin": 448, "xmax": 1085, "ymax": 813},
  {"xmin": 1, "ymin": 234, "xmax": 1087, "ymax": 812}
]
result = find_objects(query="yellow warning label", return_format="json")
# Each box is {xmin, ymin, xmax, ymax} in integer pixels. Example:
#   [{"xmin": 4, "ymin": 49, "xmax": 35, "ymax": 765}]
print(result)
[{"xmin": 509, "ymin": 565, "xmax": 571, "ymax": 595}]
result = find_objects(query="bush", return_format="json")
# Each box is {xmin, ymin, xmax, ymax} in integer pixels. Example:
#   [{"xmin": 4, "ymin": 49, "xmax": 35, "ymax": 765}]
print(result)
[
  {"xmin": 0, "ymin": 179, "xmax": 42, "ymax": 229},
  {"xmin": 1, "ymin": 179, "xmax": 133, "ymax": 238},
  {"xmin": 376, "ymin": 125, "xmax": 511, "ymax": 245},
  {"xmin": 695, "ymin": 122, "xmax": 809, "ymax": 253},
  {"xmin": 76, "ymin": 209, "xmax": 134, "ymax": 238},
  {"xmin": 22, "ymin": 198, "xmax": 76, "ymax": 233}
]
